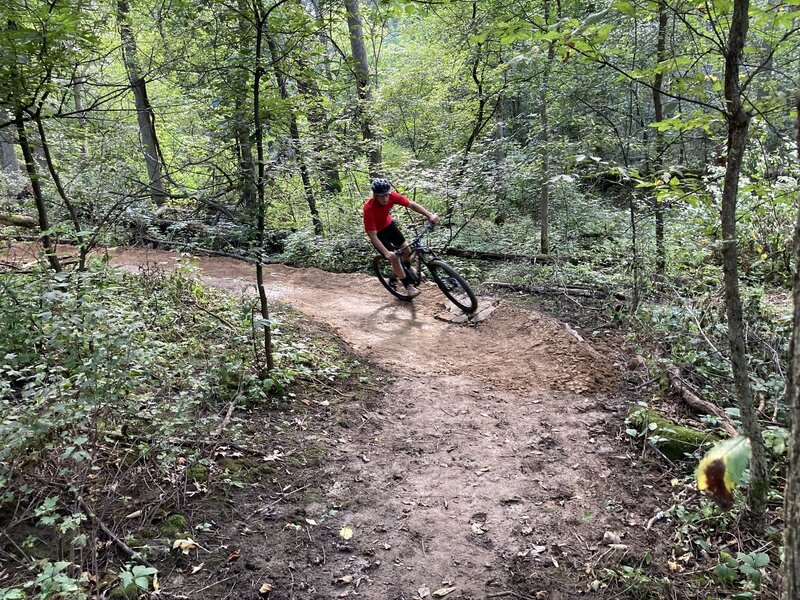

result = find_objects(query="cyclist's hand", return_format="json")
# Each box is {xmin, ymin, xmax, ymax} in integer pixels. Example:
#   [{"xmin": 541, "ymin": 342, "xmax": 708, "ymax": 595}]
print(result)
[{"xmin": 429, "ymin": 213, "xmax": 439, "ymax": 225}]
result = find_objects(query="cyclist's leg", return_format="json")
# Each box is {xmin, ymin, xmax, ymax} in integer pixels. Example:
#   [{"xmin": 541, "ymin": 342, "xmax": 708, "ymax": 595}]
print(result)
[{"xmin": 377, "ymin": 223, "xmax": 408, "ymax": 280}]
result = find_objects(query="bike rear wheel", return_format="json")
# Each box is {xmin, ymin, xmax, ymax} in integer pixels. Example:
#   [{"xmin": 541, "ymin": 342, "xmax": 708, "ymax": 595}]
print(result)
[
  {"xmin": 427, "ymin": 259, "xmax": 478, "ymax": 313},
  {"xmin": 373, "ymin": 255, "xmax": 414, "ymax": 301}
]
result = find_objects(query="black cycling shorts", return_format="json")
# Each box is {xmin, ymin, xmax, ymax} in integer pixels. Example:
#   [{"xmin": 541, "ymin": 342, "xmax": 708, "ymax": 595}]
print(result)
[{"xmin": 375, "ymin": 221, "xmax": 406, "ymax": 251}]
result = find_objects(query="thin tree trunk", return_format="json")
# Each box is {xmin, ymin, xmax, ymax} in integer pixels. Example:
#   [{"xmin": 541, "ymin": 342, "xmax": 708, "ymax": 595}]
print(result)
[
  {"xmin": 782, "ymin": 90, "xmax": 800, "ymax": 600},
  {"xmin": 720, "ymin": 0, "xmax": 767, "ymax": 532},
  {"xmin": 652, "ymin": 0, "xmax": 668, "ymax": 275},
  {"xmin": 73, "ymin": 76, "xmax": 89, "ymax": 158},
  {"xmin": 235, "ymin": 0, "xmax": 256, "ymax": 212},
  {"xmin": 1, "ymin": 112, "xmax": 20, "ymax": 175},
  {"xmin": 117, "ymin": 0, "xmax": 167, "ymax": 206},
  {"xmin": 33, "ymin": 110, "xmax": 89, "ymax": 268},
  {"xmin": 304, "ymin": 0, "xmax": 342, "ymax": 194},
  {"xmin": 449, "ymin": 2, "xmax": 503, "ymax": 224},
  {"xmin": 14, "ymin": 111, "xmax": 61, "ymax": 272},
  {"xmin": 266, "ymin": 34, "xmax": 323, "ymax": 235},
  {"xmin": 629, "ymin": 193, "xmax": 640, "ymax": 311},
  {"xmin": 344, "ymin": 0, "xmax": 381, "ymax": 176},
  {"xmin": 538, "ymin": 0, "xmax": 556, "ymax": 255},
  {"xmin": 253, "ymin": 0, "xmax": 274, "ymax": 375},
  {"xmin": 235, "ymin": 96, "xmax": 257, "ymax": 212}
]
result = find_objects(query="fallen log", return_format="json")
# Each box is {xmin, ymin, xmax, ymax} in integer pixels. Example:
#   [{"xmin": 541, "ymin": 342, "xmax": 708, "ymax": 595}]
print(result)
[
  {"xmin": 139, "ymin": 236, "xmax": 271, "ymax": 264},
  {"xmin": 486, "ymin": 281, "xmax": 626, "ymax": 301},
  {"xmin": 0, "ymin": 212, "xmax": 37, "ymax": 228},
  {"xmin": 666, "ymin": 365, "xmax": 738, "ymax": 437},
  {"xmin": 442, "ymin": 247, "xmax": 577, "ymax": 264},
  {"xmin": 627, "ymin": 406, "xmax": 719, "ymax": 461}
]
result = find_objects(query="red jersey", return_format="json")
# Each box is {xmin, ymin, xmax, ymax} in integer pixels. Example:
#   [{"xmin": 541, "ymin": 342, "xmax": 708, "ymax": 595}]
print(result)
[{"xmin": 363, "ymin": 190, "xmax": 410, "ymax": 233}]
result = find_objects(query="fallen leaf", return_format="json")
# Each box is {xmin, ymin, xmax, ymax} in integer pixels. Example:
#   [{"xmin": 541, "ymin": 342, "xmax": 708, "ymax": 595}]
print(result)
[
  {"xmin": 172, "ymin": 538, "xmax": 200, "ymax": 554},
  {"xmin": 339, "ymin": 526, "xmax": 354, "ymax": 540},
  {"xmin": 418, "ymin": 586, "xmax": 431, "ymax": 598},
  {"xmin": 258, "ymin": 582, "xmax": 273, "ymax": 596},
  {"xmin": 667, "ymin": 560, "xmax": 684, "ymax": 573},
  {"xmin": 191, "ymin": 563, "xmax": 205, "ymax": 574},
  {"xmin": 305, "ymin": 518, "xmax": 318, "ymax": 526},
  {"xmin": 432, "ymin": 587, "xmax": 457, "ymax": 597},
  {"xmin": 471, "ymin": 522, "xmax": 486, "ymax": 535},
  {"xmin": 336, "ymin": 575, "xmax": 354, "ymax": 585},
  {"xmin": 263, "ymin": 450, "xmax": 284, "ymax": 462},
  {"xmin": 696, "ymin": 436, "xmax": 752, "ymax": 510},
  {"xmin": 602, "ymin": 531, "xmax": 622, "ymax": 545},
  {"xmin": 228, "ymin": 550, "xmax": 241, "ymax": 561},
  {"xmin": 125, "ymin": 510, "xmax": 142, "ymax": 519}
]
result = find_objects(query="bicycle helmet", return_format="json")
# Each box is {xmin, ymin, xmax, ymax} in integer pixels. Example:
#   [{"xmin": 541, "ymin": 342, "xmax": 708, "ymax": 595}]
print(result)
[{"xmin": 371, "ymin": 178, "xmax": 391, "ymax": 195}]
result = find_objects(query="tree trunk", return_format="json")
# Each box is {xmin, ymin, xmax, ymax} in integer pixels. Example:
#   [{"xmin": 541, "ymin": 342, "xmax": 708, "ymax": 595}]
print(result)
[
  {"xmin": 538, "ymin": 0, "xmax": 555, "ymax": 255},
  {"xmin": 73, "ymin": 76, "xmax": 89, "ymax": 158},
  {"xmin": 253, "ymin": 0, "xmax": 274, "ymax": 375},
  {"xmin": 266, "ymin": 34, "xmax": 323, "ymax": 235},
  {"xmin": 305, "ymin": 0, "xmax": 343, "ymax": 194},
  {"xmin": 1, "ymin": 112, "xmax": 20, "ymax": 175},
  {"xmin": 720, "ymin": 0, "xmax": 767, "ymax": 532},
  {"xmin": 781, "ymin": 90, "xmax": 800, "ymax": 600},
  {"xmin": 652, "ymin": 0, "xmax": 667, "ymax": 275},
  {"xmin": 234, "ymin": 96, "xmax": 257, "ymax": 212},
  {"xmin": 14, "ymin": 111, "xmax": 61, "ymax": 272},
  {"xmin": 344, "ymin": 0, "xmax": 381, "ymax": 176},
  {"xmin": 33, "ymin": 110, "xmax": 89, "ymax": 268},
  {"xmin": 117, "ymin": 0, "xmax": 167, "ymax": 206},
  {"xmin": 629, "ymin": 192, "xmax": 640, "ymax": 311},
  {"xmin": 233, "ymin": 0, "xmax": 256, "ymax": 213}
]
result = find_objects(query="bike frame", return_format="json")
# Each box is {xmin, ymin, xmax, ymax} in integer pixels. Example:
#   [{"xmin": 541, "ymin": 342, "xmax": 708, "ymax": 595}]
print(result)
[{"xmin": 395, "ymin": 223, "xmax": 437, "ymax": 282}]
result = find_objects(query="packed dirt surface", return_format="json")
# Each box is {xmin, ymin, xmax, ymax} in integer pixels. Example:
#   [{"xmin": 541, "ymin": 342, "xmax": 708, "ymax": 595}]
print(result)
[{"xmin": 99, "ymin": 247, "xmax": 675, "ymax": 600}]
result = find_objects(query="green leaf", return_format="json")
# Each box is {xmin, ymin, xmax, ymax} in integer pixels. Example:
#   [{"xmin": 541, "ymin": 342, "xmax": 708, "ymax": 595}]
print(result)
[
  {"xmin": 715, "ymin": 563, "xmax": 737, "ymax": 582},
  {"xmin": 696, "ymin": 437, "xmax": 751, "ymax": 509},
  {"xmin": 612, "ymin": 0, "xmax": 637, "ymax": 17},
  {"xmin": 752, "ymin": 552, "xmax": 770, "ymax": 568},
  {"xmin": 738, "ymin": 564, "xmax": 761, "ymax": 587}
]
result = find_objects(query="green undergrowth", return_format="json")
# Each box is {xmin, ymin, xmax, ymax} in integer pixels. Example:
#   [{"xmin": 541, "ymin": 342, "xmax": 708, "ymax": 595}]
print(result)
[{"xmin": 0, "ymin": 258, "xmax": 369, "ymax": 599}]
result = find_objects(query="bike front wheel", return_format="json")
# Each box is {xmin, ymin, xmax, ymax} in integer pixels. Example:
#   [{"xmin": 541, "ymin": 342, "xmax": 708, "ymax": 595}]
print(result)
[
  {"xmin": 373, "ymin": 255, "xmax": 414, "ymax": 301},
  {"xmin": 427, "ymin": 259, "xmax": 478, "ymax": 313}
]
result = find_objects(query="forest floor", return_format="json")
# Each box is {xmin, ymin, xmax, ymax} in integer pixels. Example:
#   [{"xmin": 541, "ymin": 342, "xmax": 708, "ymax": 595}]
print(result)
[{"xmin": 102, "ymin": 247, "xmax": 688, "ymax": 600}]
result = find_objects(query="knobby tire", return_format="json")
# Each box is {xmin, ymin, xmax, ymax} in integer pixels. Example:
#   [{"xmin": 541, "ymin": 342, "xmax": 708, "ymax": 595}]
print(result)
[
  {"xmin": 427, "ymin": 259, "xmax": 478, "ymax": 313},
  {"xmin": 373, "ymin": 255, "xmax": 413, "ymax": 301}
]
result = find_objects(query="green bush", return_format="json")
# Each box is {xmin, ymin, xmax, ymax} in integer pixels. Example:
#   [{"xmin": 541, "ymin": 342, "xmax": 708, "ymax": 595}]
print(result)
[{"xmin": 281, "ymin": 230, "xmax": 374, "ymax": 272}]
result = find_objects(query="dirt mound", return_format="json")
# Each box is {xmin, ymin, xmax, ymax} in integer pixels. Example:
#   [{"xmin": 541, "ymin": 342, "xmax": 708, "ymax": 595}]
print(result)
[{"xmin": 471, "ymin": 304, "xmax": 618, "ymax": 394}]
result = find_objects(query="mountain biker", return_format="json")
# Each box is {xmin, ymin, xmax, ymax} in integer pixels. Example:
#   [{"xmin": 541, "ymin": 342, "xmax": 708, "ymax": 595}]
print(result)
[{"xmin": 363, "ymin": 178, "xmax": 438, "ymax": 299}]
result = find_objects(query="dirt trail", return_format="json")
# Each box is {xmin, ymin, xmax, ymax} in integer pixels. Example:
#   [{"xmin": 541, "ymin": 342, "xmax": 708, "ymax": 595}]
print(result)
[{"xmin": 109, "ymin": 248, "xmax": 667, "ymax": 600}]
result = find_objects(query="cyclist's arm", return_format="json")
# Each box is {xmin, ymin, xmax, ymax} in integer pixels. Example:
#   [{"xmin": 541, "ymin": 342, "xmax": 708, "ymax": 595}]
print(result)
[
  {"xmin": 407, "ymin": 201, "xmax": 439, "ymax": 224},
  {"xmin": 367, "ymin": 230, "xmax": 393, "ymax": 260}
]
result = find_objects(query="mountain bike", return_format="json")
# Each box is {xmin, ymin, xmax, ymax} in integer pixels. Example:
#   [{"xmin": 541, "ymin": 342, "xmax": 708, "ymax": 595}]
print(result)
[{"xmin": 372, "ymin": 223, "xmax": 478, "ymax": 313}]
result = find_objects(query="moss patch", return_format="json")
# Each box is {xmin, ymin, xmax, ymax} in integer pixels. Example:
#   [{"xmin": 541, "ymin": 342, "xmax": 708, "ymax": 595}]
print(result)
[
  {"xmin": 159, "ymin": 514, "xmax": 188, "ymax": 538},
  {"xmin": 627, "ymin": 406, "xmax": 718, "ymax": 461}
]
